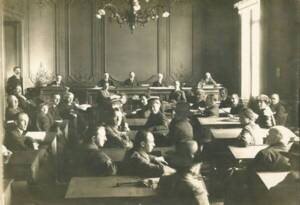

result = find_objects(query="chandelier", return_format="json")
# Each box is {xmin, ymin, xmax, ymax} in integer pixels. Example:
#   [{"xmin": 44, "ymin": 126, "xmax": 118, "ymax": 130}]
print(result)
[{"xmin": 95, "ymin": 0, "xmax": 174, "ymax": 33}]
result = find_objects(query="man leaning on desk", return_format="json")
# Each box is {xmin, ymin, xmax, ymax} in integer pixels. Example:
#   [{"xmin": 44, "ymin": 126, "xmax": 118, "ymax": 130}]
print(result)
[{"xmin": 123, "ymin": 71, "xmax": 139, "ymax": 87}]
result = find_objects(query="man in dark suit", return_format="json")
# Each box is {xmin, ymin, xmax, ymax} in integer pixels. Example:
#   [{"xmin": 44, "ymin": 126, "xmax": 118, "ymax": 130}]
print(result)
[
  {"xmin": 97, "ymin": 72, "xmax": 115, "ymax": 87},
  {"xmin": 6, "ymin": 66, "xmax": 23, "ymax": 95},
  {"xmin": 48, "ymin": 94, "xmax": 62, "ymax": 121},
  {"xmin": 145, "ymin": 99, "xmax": 169, "ymax": 146},
  {"xmin": 169, "ymin": 81, "xmax": 187, "ymax": 103},
  {"xmin": 123, "ymin": 71, "xmax": 139, "ymax": 87},
  {"xmin": 270, "ymin": 93, "xmax": 288, "ymax": 125},
  {"xmin": 80, "ymin": 125, "xmax": 117, "ymax": 176},
  {"xmin": 121, "ymin": 130, "xmax": 175, "ymax": 177},
  {"xmin": 36, "ymin": 103, "xmax": 54, "ymax": 132},
  {"xmin": 203, "ymin": 94, "xmax": 219, "ymax": 117},
  {"xmin": 152, "ymin": 73, "xmax": 165, "ymax": 87},
  {"xmin": 97, "ymin": 82, "xmax": 111, "ymax": 108},
  {"xmin": 229, "ymin": 93, "xmax": 244, "ymax": 115},
  {"xmin": 268, "ymin": 142, "xmax": 300, "ymax": 205},
  {"xmin": 5, "ymin": 112, "xmax": 34, "ymax": 151},
  {"xmin": 5, "ymin": 95, "xmax": 23, "ymax": 121},
  {"xmin": 48, "ymin": 75, "xmax": 65, "ymax": 87}
]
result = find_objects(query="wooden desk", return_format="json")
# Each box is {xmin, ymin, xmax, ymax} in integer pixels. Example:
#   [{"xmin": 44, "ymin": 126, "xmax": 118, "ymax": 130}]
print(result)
[
  {"xmin": 2, "ymin": 179, "xmax": 14, "ymax": 205},
  {"xmin": 228, "ymin": 145, "xmax": 268, "ymax": 160},
  {"xmin": 257, "ymin": 172, "xmax": 289, "ymax": 190},
  {"xmin": 210, "ymin": 128, "xmax": 242, "ymax": 139},
  {"xmin": 127, "ymin": 118, "xmax": 147, "ymax": 128},
  {"xmin": 4, "ymin": 149, "xmax": 47, "ymax": 182},
  {"xmin": 65, "ymin": 176, "xmax": 157, "ymax": 198},
  {"xmin": 198, "ymin": 117, "xmax": 241, "ymax": 128}
]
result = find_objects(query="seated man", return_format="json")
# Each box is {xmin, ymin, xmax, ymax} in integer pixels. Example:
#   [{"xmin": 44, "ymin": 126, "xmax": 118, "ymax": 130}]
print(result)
[
  {"xmin": 128, "ymin": 94, "xmax": 151, "ymax": 118},
  {"xmin": 158, "ymin": 140, "xmax": 210, "ymax": 205},
  {"xmin": 5, "ymin": 95, "xmax": 23, "ymax": 121},
  {"xmin": 48, "ymin": 94, "xmax": 62, "ymax": 121},
  {"xmin": 145, "ymin": 99, "xmax": 169, "ymax": 146},
  {"xmin": 35, "ymin": 103, "xmax": 54, "ymax": 131},
  {"xmin": 152, "ymin": 73, "xmax": 165, "ymax": 87},
  {"xmin": 229, "ymin": 93, "xmax": 244, "ymax": 115},
  {"xmin": 198, "ymin": 72, "xmax": 217, "ymax": 87},
  {"xmin": 48, "ymin": 75, "xmax": 65, "ymax": 87},
  {"xmin": 270, "ymin": 93, "xmax": 288, "ymax": 125},
  {"xmin": 6, "ymin": 65, "xmax": 23, "ymax": 95},
  {"xmin": 123, "ymin": 71, "xmax": 139, "ymax": 87},
  {"xmin": 80, "ymin": 125, "xmax": 117, "ymax": 176},
  {"xmin": 105, "ymin": 108, "xmax": 133, "ymax": 148},
  {"xmin": 268, "ymin": 142, "xmax": 300, "ymax": 205},
  {"xmin": 168, "ymin": 102, "xmax": 194, "ymax": 145},
  {"xmin": 13, "ymin": 85, "xmax": 36, "ymax": 113},
  {"xmin": 121, "ymin": 130, "xmax": 175, "ymax": 177},
  {"xmin": 256, "ymin": 94, "xmax": 276, "ymax": 128},
  {"xmin": 235, "ymin": 108, "xmax": 264, "ymax": 147},
  {"xmin": 189, "ymin": 88, "xmax": 207, "ymax": 109},
  {"xmin": 169, "ymin": 81, "xmax": 187, "ymax": 103},
  {"xmin": 219, "ymin": 87, "xmax": 231, "ymax": 108},
  {"xmin": 97, "ymin": 81, "xmax": 112, "ymax": 109},
  {"xmin": 250, "ymin": 126, "xmax": 294, "ymax": 171},
  {"xmin": 97, "ymin": 72, "xmax": 114, "ymax": 87},
  {"xmin": 4, "ymin": 112, "xmax": 35, "ymax": 151},
  {"xmin": 202, "ymin": 94, "xmax": 219, "ymax": 117}
]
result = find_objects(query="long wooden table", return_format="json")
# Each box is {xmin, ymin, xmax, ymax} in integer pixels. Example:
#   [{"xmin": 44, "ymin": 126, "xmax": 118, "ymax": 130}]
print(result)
[
  {"xmin": 65, "ymin": 176, "xmax": 158, "ymax": 198},
  {"xmin": 210, "ymin": 128, "xmax": 269, "ymax": 140},
  {"xmin": 228, "ymin": 145, "xmax": 268, "ymax": 160},
  {"xmin": 257, "ymin": 172, "xmax": 289, "ymax": 190},
  {"xmin": 198, "ymin": 117, "xmax": 241, "ymax": 128}
]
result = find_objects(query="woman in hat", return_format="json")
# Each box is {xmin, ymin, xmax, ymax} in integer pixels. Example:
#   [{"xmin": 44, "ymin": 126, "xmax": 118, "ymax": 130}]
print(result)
[
  {"xmin": 235, "ymin": 108, "xmax": 265, "ymax": 147},
  {"xmin": 158, "ymin": 140, "xmax": 210, "ymax": 205},
  {"xmin": 256, "ymin": 94, "xmax": 276, "ymax": 128}
]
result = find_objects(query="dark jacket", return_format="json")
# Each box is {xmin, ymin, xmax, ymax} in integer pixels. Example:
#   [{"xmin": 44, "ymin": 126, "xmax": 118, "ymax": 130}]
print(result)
[
  {"xmin": 230, "ymin": 102, "xmax": 244, "ymax": 115},
  {"xmin": 250, "ymin": 143, "xmax": 290, "ymax": 172},
  {"xmin": 168, "ymin": 118, "xmax": 194, "ymax": 145},
  {"xmin": 121, "ymin": 149, "xmax": 164, "ymax": 177},
  {"xmin": 4, "ymin": 126, "xmax": 34, "ymax": 151},
  {"xmin": 203, "ymin": 104, "xmax": 219, "ymax": 117},
  {"xmin": 145, "ymin": 112, "xmax": 169, "ymax": 133},
  {"xmin": 169, "ymin": 90, "xmax": 187, "ymax": 103},
  {"xmin": 270, "ymin": 102, "xmax": 288, "ymax": 125},
  {"xmin": 123, "ymin": 78, "xmax": 139, "ymax": 87},
  {"xmin": 6, "ymin": 75, "xmax": 23, "ymax": 95},
  {"xmin": 219, "ymin": 97, "xmax": 231, "ymax": 108},
  {"xmin": 36, "ymin": 112, "xmax": 54, "ymax": 132},
  {"xmin": 268, "ymin": 172, "xmax": 300, "ymax": 205},
  {"xmin": 152, "ymin": 81, "xmax": 165, "ymax": 87},
  {"xmin": 80, "ymin": 142, "xmax": 117, "ymax": 176},
  {"xmin": 158, "ymin": 165, "xmax": 209, "ymax": 205},
  {"xmin": 5, "ymin": 107, "xmax": 23, "ymax": 121},
  {"xmin": 48, "ymin": 105, "xmax": 62, "ymax": 121},
  {"xmin": 97, "ymin": 79, "xmax": 114, "ymax": 87}
]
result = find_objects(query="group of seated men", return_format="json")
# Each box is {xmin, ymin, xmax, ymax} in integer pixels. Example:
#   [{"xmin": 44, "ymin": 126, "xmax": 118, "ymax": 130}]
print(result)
[{"xmin": 2, "ymin": 66, "xmax": 299, "ymax": 205}]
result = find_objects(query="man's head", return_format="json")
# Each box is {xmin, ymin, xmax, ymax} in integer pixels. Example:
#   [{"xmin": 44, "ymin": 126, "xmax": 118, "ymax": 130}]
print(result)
[
  {"xmin": 104, "ymin": 72, "xmax": 109, "ymax": 80},
  {"xmin": 231, "ymin": 94, "xmax": 240, "ymax": 106},
  {"xmin": 94, "ymin": 126, "xmax": 107, "ymax": 147},
  {"xmin": 120, "ymin": 94, "xmax": 127, "ymax": 105},
  {"xmin": 205, "ymin": 72, "xmax": 211, "ymax": 79},
  {"xmin": 140, "ymin": 95, "xmax": 148, "ymax": 106},
  {"xmin": 194, "ymin": 89, "xmax": 206, "ymax": 102},
  {"xmin": 219, "ymin": 87, "xmax": 228, "ymax": 99},
  {"xmin": 151, "ymin": 99, "xmax": 161, "ymax": 114},
  {"xmin": 239, "ymin": 108, "xmax": 258, "ymax": 125},
  {"xmin": 129, "ymin": 72, "xmax": 135, "ymax": 79},
  {"xmin": 205, "ymin": 94, "xmax": 217, "ymax": 106},
  {"xmin": 39, "ymin": 103, "xmax": 49, "ymax": 114},
  {"xmin": 13, "ymin": 66, "xmax": 21, "ymax": 76},
  {"xmin": 52, "ymin": 94, "xmax": 61, "ymax": 106},
  {"xmin": 7, "ymin": 95, "xmax": 19, "ymax": 109},
  {"xmin": 173, "ymin": 140, "xmax": 199, "ymax": 168},
  {"xmin": 64, "ymin": 92, "xmax": 74, "ymax": 104},
  {"xmin": 56, "ymin": 75, "xmax": 62, "ymax": 83},
  {"xmin": 134, "ymin": 130, "xmax": 155, "ymax": 153},
  {"xmin": 16, "ymin": 112, "xmax": 29, "ymax": 131},
  {"xmin": 14, "ymin": 85, "xmax": 22, "ymax": 96},
  {"xmin": 158, "ymin": 73, "xmax": 163, "ymax": 81},
  {"xmin": 257, "ymin": 94, "xmax": 270, "ymax": 110},
  {"xmin": 271, "ymin": 93, "xmax": 280, "ymax": 105},
  {"xmin": 265, "ymin": 126, "xmax": 295, "ymax": 146}
]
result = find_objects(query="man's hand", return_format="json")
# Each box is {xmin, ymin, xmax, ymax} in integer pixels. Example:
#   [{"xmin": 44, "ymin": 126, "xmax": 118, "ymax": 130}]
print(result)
[{"xmin": 155, "ymin": 156, "xmax": 168, "ymax": 165}]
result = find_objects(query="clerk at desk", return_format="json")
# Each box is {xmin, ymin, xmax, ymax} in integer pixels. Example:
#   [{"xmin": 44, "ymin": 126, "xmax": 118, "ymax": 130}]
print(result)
[
  {"xmin": 97, "ymin": 72, "xmax": 115, "ymax": 87},
  {"xmin": 198, "ymin": 72, "xmax": 218, "ymax": 87},
  {"xmin": 48, "ymin": 75, "xmax": 65, "ymax": 87},
  {"xmin": 124, "ymin": 72, "xmax": 139, "ymax": 87}
]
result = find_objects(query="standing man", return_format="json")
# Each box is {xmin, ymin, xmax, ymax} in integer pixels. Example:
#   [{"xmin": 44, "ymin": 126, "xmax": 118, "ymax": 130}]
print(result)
[
  {"xmin": 124, "ymin": 71, "xmax": 139, "ymax": 87},
  {"xmin": 7, "ymin": 66, "xmax": 23, "ymax": 95}
]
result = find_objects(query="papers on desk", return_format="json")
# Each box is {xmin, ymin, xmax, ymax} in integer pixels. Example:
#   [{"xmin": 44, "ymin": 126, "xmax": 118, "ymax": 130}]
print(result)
[
  {"xmin": 25, "ymin": 131, "xmax": 46, "ymax": 141},
  {"xmin": 219, "ymin": 108, "xmax": 231, "ymax": 114},
  {"xmin": 228, "ymin": 145, "xmax": 268, "ymax": 159},
  {"xmin": 77, "ymin": 104, "xmax": 91, "ymax": 111},
  {"xmin": 257, "ymin": 172, "xmax": 289, "ymax": 190}
]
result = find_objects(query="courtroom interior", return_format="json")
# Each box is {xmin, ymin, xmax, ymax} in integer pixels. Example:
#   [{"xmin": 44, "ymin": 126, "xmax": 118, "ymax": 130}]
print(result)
[{"xmin": 0, "ymin": 0, "xmax": 299, "ymax": 205}]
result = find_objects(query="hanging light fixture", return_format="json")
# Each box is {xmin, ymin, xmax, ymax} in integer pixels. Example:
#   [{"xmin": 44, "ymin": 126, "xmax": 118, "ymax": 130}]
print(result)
[{"xmin": 96, "ymin": 0, "xmax": 173, "ymax": 33}]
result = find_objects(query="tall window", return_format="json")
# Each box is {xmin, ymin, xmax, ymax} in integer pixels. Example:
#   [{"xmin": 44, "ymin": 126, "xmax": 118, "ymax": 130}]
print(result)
[{"xmin": 235, "ymin": 0, "xmax": 261, "ymax": 99}]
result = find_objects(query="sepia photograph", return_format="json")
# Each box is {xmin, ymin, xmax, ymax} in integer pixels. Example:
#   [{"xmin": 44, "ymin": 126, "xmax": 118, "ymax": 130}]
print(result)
[{"xmin": 0, "ymin": 0, "xmax": 299, "ymax": 204}]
